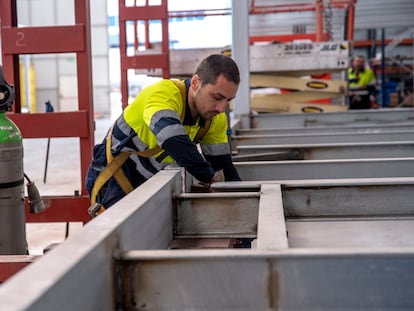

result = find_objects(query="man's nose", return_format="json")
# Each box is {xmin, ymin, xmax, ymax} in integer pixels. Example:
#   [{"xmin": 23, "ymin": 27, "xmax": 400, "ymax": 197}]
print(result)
[{"xmin": 216, "ymin": 100, "xmax": 227, "ymax": 113}]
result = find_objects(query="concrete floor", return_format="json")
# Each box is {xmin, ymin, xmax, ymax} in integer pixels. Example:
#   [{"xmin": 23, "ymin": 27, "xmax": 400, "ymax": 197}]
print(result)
[{"xmin": 23, "ymin": 117, "xmax": 114, "ymax": 255}]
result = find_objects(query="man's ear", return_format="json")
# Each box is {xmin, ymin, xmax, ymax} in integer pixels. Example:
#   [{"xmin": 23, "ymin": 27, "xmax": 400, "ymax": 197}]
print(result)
[{"xmin": 191, "ymin": 74, "xmax": 200, "ymax": 90}]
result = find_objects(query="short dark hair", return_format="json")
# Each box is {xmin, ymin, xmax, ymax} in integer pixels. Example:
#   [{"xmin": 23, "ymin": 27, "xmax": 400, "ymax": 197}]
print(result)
[{"xmin": 195, "ymin": 54, "xmax": 240, "ymax": 86}]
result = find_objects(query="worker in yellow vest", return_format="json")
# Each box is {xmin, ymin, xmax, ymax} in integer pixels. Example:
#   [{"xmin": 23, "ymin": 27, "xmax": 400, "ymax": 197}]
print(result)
[
  {"xmin": 86, "ymin": 54, "xmax": 241, "ymax": 217},
  {"xmin": 348, "ymin": 55, "xmax": 377, "ymax": 109}
]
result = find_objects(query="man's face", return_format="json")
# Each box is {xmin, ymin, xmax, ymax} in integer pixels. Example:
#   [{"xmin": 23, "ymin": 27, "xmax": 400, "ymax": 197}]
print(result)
[
  {"xmin": 193, "ymin": 74, "xmax": 238, "ymax": 120},
  {"xmin": 353, "ymin": 57, "xmax": 365, "ymax": 71}
]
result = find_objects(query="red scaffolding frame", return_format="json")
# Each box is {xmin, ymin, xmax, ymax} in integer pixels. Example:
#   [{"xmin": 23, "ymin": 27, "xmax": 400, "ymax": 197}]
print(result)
[
  {"xmin": 118, "ymin": 0, "xmax": 170, "ymax": 109},
  {"xmin": 0, "ymin": 0, "xmax": 93, "ymax": 225}
]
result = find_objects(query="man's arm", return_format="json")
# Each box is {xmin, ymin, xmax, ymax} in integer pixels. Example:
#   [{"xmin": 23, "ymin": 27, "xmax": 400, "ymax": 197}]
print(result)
[
  {"xmin": 204, "ymin": 154, "xmax": 241, "ymax": 181},
  {"xmin": 162, "ymin": 135, "xmax": 215, "ymax": 183}
]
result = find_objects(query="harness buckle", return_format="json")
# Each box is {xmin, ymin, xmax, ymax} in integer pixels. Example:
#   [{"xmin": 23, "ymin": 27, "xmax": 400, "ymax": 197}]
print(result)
[{"xmin": 88, "ymin": 202, "xmax": 106, "ymax": 218}]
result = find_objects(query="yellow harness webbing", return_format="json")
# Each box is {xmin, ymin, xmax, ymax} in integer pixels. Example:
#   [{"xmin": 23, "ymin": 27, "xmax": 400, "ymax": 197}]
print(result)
[{"xmin": 89, "ymin": 80, "xmax": 210, "ymax": 215}]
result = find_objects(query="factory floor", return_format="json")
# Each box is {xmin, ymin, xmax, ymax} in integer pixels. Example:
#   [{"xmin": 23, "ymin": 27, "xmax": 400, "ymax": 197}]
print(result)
[{"xmin": 24, "ymin": 116, "xmax": 115, "ymax": 255}]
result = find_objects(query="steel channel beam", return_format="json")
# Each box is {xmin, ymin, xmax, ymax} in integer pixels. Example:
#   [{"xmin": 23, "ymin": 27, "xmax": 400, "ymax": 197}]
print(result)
[
  {"xmin": 234, "ymin": 141, "xmax": 414, "ymax": 161},
  {"xmin": 174, "ymin": 192, "xmax": 260, "ymax": 238},
  {"xmin": 212, "ymin": 177, "xmax": 414, "ymax": 190},
  {"xmin": 118, "ymin": 248, "xmax": 414, "ymax": 310},
  {"xmin": 174, "ymin": 184, "xmax": 289, "ymax": 249},
  {"xmin": 282, "ymin": 182, "xmax": 414, "ymax": 217},
  {"xmin": 231, "ymin": 130, "xmax": 414, "ymax": 147},
  {"xmin": 175, "ymin": 181, "xmax": 414, "ymax": 242},
  {"xmin": 234, "ymin": 158, "xmax": 414, "ymax": 180},
  {"xmin": 236, "ymin": 122, "xmax": 414, "ymax": 135},
  {"xmin": 211, "ymin": 179, "xmax": 414, "ymax": 218},
  {"xmin": 287, "ymin": 218, "xmax": 414, "ymax": 248},
  {"xmin": 0, "ymin": 169, "xmax": 183, "ymax": 311},
  {"xmin": 248, "ymin": 108, "xmax": 414, "ymax": 129}
]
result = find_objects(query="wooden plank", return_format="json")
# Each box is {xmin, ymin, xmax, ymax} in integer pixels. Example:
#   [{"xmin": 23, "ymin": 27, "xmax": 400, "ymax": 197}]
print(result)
[
  {"xmin": 250, "ymin": 74, "xmax": 347, "ymax": 93},
  {"xmin": 250, "ymin": 94, "xmax": 348, "ymax": 113}
]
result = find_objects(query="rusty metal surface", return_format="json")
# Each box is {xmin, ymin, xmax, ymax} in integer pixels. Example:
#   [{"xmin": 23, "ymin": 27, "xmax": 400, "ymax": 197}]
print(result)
[{"xmin": 117, "ymin": 248, "xmax": 414, "ymax": 311}]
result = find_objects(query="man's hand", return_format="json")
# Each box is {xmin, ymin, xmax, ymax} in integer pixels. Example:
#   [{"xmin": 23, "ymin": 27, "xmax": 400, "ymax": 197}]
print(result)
[{"xmin": 211, "ymin": 170, "xmax": 224, "ymax": 182}]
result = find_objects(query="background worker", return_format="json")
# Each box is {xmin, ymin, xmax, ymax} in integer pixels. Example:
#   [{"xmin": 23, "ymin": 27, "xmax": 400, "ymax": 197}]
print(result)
[
  {"xmin": 86, "ymin": 54, "xmax": 241, "ymax": 216},
  {"xmin": 348, "ymin": 55, "xmax": 377, "ymax": 109}
]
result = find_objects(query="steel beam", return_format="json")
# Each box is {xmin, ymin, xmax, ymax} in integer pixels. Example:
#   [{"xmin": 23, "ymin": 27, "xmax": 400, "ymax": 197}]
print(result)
[
  {"xmin": 1, "ymin": 172, "xmax": 414, "ymax": 309},
  {"xmin": 174, "ymin": 192, "xmax": 260, "ymax": 238},
  {"xmin": 212, "ymin": 179, "xmax": 414, "ymax": 217},
  {"xmin": 234, "ymin": 158, "xmax": 414, "ymax": 180},
  {"xmin": 287, "ymin": 218, "xmax": 414, "ymax": 248},
  {"xmin": 255, "ymin": 184, "xmax": 288, "ymax": 249},
  {"xmin": 175, "ymin": 180, "xmax": 414, "ymax": 241},
  {"xmin": 282, "ymin": 182, "xmax": 414, "ymax": 217},
  {"xmin": 118, "ymin": 248, "xmax": 414, "ymax": 310},
  {"xmin": 235, "ymin": 122, "xmax": 414, "ymax": 135},
  {"xmin": 0, "ymin": 169, "xmax": 182, "ymax": 311},
  {"xmin": 232, "ymin": 130, "xmax": 414, "ymax": 147},
  {"xmin": 233, "ymin": 141, "xmax": 414, "ymax": 161},
  {"xmin": 248, "ymin": 108, "xmax": 414, "ymax": 129}
]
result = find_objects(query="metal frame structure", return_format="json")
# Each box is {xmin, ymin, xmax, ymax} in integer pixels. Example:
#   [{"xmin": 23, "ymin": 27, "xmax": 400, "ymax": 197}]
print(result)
[
  {"xmin": 1, "ymin": 170, "xmax": 414, "ymax": 309},
  {"xmin": 0, "ymin": 0, "xmax": 93, "ymax": 223}
]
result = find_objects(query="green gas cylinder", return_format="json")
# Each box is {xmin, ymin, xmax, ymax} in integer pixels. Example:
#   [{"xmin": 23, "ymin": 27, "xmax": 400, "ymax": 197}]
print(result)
[
  {"xmin": 0, "ymin": 112, "xmax": 27, "ymax": 254},
  {"xmin": 0, "ymin": 65, "xmax": 27, "ymax": 255}
]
